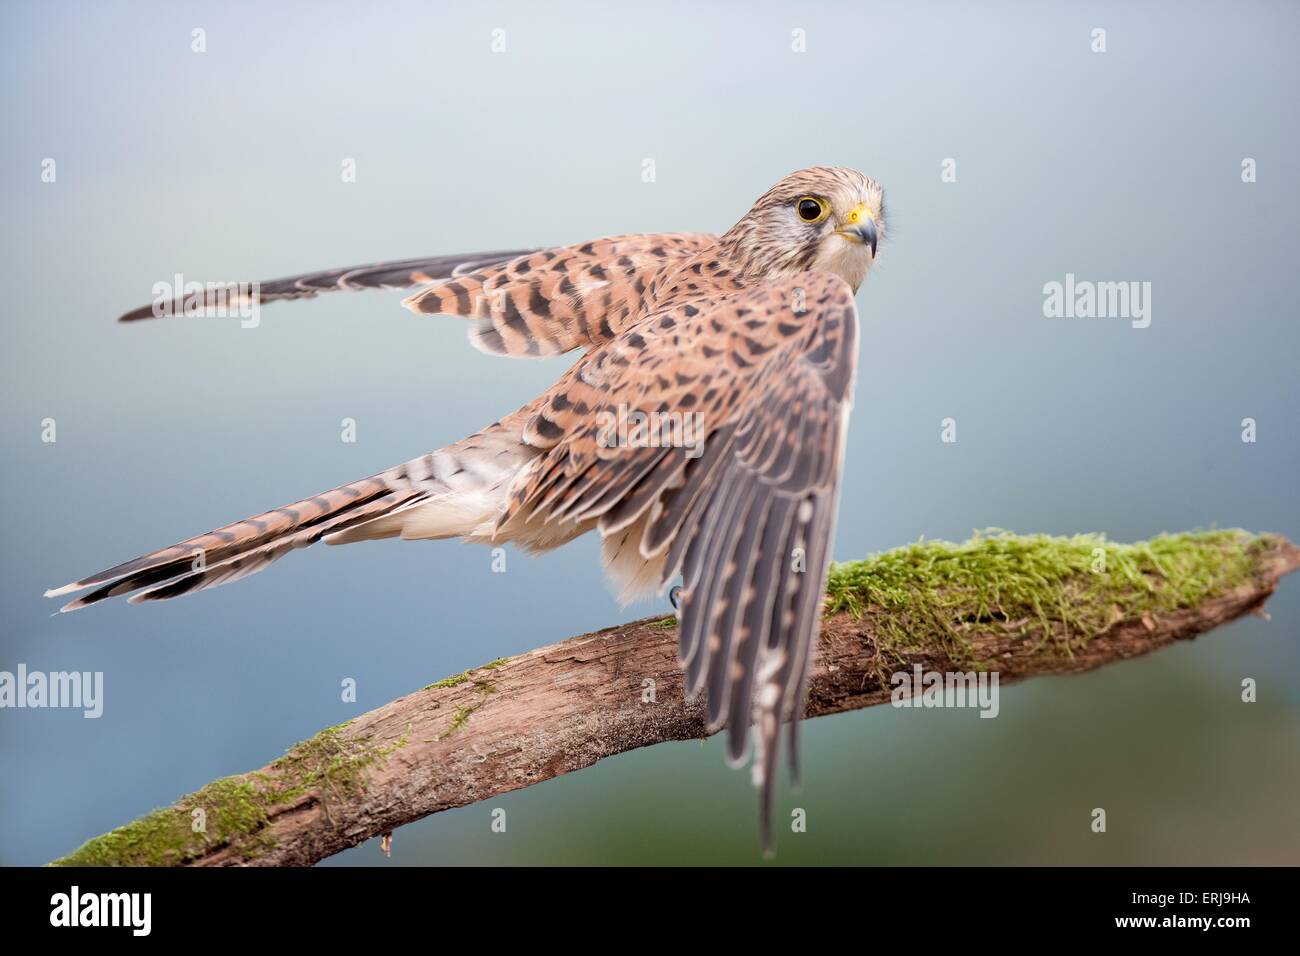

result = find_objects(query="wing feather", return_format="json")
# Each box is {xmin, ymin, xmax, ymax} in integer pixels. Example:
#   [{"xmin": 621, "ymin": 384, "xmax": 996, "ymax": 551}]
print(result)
[
  {"xmin": 501, "ymin": 272, "xmax": 858, "ymax": 851},
  {"xmin": 116, "ymin": 251, "xmax": 536, "ymax": 322},
  {"xmin": 115, "ymin": 232, "xmax": 719, "ymax": 362}
]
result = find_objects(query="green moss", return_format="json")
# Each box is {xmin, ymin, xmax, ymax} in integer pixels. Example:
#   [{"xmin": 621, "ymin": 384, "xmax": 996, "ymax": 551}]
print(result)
[
  {"xmin": 268, "ymin": 722, "xmax": 403, "ymax": 805},
  {"xmin": 49, "ymin": 804, "xmax": 197, "ymax": 867},
  {"xmin": 825, "ymin": 529, "xmax": 1265, "ymax": 671},
  {"xmin": 434, "ymin": 680, "xmax": 496, "ymax": 740},
  {"xmin": 438, "ymin": 705, "xmax": 476, "ymax": 740},
  {"xmin": 648, "ymin": 616, "xmax": 678, "ymax": 629},
  {"xmin": 425, "ymin": 673, "xmax": 469, "ymax": 690},
  {"xmin": 51, "ymin": 721, "xmax": 408, "ymax": 866},
  {"xmin": 49, "ymin": 773, "xmax": 274, "ymax": 867},
  {"xmin": 423, "ymin": 656, "xmax": 510, "ymax": 690}
]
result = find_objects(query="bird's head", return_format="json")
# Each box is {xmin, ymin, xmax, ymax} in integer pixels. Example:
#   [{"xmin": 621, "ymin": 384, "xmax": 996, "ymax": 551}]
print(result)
[{"xmin": 720, "ymin": 166, "xmax": 885, "ymax": 292}]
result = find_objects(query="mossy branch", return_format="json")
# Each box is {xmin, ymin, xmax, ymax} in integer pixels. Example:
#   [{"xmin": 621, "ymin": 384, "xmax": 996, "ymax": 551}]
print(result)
[{"xmin": 52, "ymin": 530, "xmax": 1299, "ymax": 867}]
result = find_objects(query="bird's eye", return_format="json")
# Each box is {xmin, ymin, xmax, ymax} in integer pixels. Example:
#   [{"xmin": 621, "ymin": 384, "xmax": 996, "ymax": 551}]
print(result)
[{"xmin": 796, "ymin": 197, "xmax": 826, "ymax": 223}]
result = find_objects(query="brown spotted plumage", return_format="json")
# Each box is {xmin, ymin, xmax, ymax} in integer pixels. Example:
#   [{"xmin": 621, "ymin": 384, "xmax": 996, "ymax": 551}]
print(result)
[
  {"xmin": 49, "ymin": 166, "xmax": 886, "ymax": 852},
  {"xmin": 404, "ymin": 233, "xmax": 717, "ymax": 357}
]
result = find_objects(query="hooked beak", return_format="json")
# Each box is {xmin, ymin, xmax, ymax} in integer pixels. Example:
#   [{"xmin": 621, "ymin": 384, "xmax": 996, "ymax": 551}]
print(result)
[{"xmin": 836, "ymin": 209, "xmax": 878, "ymax": 257}]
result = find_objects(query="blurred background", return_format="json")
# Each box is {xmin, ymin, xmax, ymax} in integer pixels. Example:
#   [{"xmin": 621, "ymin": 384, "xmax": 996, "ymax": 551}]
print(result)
[{"xmin": 2, "ymin": 0, "xmax": 1297, "ymax": 866}]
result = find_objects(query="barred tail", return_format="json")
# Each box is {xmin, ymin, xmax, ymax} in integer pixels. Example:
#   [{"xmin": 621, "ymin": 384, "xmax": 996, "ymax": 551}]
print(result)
[{"xmin": 46, "ymin": 473, "xmax": 425, "ymax": 612}]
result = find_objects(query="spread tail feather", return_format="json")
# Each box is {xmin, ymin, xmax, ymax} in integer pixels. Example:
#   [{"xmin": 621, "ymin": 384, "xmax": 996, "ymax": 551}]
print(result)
[
  {"xmin": 46, "ymin": 474, "xmax": 425, "ymax": 612},
  {"xmin": 47, "ymin": 413, "xmax": 541, "ymax": 612}
]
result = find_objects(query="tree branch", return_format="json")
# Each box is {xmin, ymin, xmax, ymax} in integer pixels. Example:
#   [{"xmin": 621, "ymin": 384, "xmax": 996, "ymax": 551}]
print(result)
[{"xmin": 53, "ymin": 531, "xmax": 1299, "ymax": 867}]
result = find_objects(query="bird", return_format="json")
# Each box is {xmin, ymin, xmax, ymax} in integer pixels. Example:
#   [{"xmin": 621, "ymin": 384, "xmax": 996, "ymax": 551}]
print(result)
[{"xmin": 46, "ymin": 165, "xmax": 885, "ymax": 851}]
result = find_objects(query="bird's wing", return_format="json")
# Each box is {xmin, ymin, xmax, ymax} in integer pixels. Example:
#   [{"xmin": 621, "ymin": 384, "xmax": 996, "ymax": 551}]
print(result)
[
  {"xmin": 117, "ymin": 251, "xmax": 535, "ymax": 321},
  {"xmin": 502, "ymin": 271, "xmax": 858, "ymax": 850},
  {"xmin": 119, "ymin": 232, "xmax": 717, "ymax": 358},
  {"xmin": 403, "ymin": 232, "xmax": 715, "ymax": 357}
]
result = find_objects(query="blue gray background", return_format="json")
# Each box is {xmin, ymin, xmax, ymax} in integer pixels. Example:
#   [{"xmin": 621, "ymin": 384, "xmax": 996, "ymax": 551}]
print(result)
[{"xmin": 2, "ymin": 0, "xmax": 1297, "ymax": 865}]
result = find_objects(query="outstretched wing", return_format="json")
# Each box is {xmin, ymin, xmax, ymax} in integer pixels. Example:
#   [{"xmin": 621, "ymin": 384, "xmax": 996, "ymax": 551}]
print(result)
[
  {"xmin": 117, "ymin": 250, "xmax": 535, "ymax": 321},
  {"xmin": 502, "ymin": 272, "xmax": 857, "ymax": 850},
  {"xmin": 118, "ymin": 232, "xmax": 717, "ymax": 359}
]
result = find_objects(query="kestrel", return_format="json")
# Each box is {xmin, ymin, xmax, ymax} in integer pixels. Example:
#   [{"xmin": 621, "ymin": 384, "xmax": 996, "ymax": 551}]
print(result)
[{"xmin": 47, "ymin": 166, "xmax": 885, "ymax": 850}]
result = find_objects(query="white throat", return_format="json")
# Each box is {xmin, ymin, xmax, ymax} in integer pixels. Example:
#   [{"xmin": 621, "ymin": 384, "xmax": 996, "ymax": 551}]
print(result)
[{"xmin": 811, "ymin": 236, "xmax": 873, "ymax": 292}]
